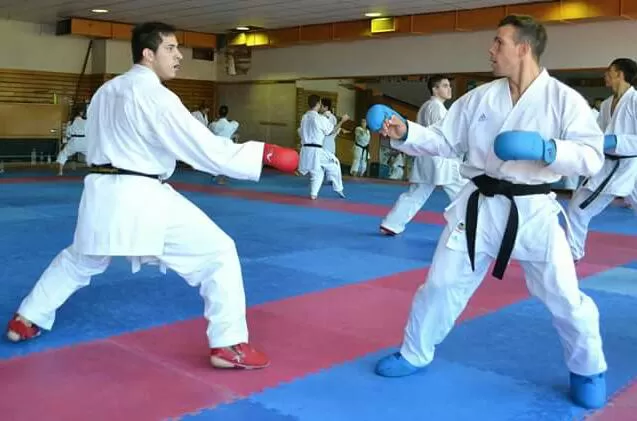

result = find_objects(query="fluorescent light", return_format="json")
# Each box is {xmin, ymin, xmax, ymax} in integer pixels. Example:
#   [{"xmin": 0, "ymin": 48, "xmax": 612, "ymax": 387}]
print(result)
[
  {"xmin": 236, "ymin": 26, "xmax": 250, "ymax": 31},
  {"xmin": 365, "ymin": 12, "xmax": 382, "ymax": 17},
  {"xmin": 91, "ymin": 9, "xmax": 109, "ymax": 13}
]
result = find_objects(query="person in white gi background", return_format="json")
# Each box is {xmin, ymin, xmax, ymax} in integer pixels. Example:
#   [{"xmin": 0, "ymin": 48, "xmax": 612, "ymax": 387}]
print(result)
[
  {"xmin": 367, "ymin": 14, "xmax": 607, "ymax": 410},
  {"xmin": 567, "ymin": 58, "xmax": 637, "ymax": 262},
  {"xmin": 297, "ymin": 95, "xmax": 348, "ymax": 199},
  {"xmin": 56, "ymin": 106, "xmax": 88, "ymax": 176},
  {"xmin": 562, "ymin": 97, "xmax": 605, "ymax": 192},
  {"xmin": 6, "ymin": 21, "xmax": 299, "ymax": 371},
  {"xmin": 208, "ymin": 105, "xmax": 240, "ymax": 184},
  {"xmin": 320, "ymin": 98, "xmax": 340, "ymax": 156},
  {"xmin": 191, "ymin": 102, "xmax": 209, "ymax": 127},
  {"xmin": 319, "ymin": 97, "xmax": 346, "ymax": 186},
  {"xmin": 350, "ymin": 118, "xmax": 370, "ymax": 177},
  {"xmin": 380, "ymin": 75, "xmax": 467, "ymax": 235},
  {"xmin": 387, "ymin": 152, "xmax": 405, "ymax": 180},
  {"xmin": 591, "ymin": 97, "xmax": 604, "ymax": 120},
  {"xmin": 209, "ymin": 105, "xmax": 239, "ymax": 142}
]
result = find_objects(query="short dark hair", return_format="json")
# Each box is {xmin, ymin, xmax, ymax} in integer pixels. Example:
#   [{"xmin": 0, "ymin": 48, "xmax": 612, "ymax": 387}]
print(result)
[
  {"xmin": 610, "ymin": 58, "xmax": 637, "ymax": 85},
  {"xmin": 131, "ymin": 22, "xmax": 177, "ymax": 63},
  {"xmin": 427, "ymin": 74, "xmax": 449, "ymax": 95},
  {"xmin": 218, "ymin": 105, "xmax": 229, "ymax": 117},
  {"xmin": 321, "ymin": 97, "xmax": 332, "ymax": 110},
  {"xmin": 498, "ymin": 15, "xmax": 547, "ymax": 61},
  {"xmin": 308, "ymin": 94, "xmax": 320, "ymax": 109}
]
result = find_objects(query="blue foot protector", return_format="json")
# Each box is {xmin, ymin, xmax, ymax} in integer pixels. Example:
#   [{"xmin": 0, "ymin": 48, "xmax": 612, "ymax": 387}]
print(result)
[
  {"xmin": 375, "ymin": 352, "xmax": 427, "ymax": 377},
  {"xmin": 569, "ymin": 371, "xmax": 607, "ymax": 409}
]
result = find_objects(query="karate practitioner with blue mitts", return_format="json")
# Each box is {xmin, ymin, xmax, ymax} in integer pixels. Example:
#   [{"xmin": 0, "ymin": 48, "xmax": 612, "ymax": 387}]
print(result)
[
  {"xmin": 566, "ymin": 58, "xmax": 637, "ymax": 263},
  {"xmin": 367, "ymin": 15, "xmax": 608, "ymax": 410}
]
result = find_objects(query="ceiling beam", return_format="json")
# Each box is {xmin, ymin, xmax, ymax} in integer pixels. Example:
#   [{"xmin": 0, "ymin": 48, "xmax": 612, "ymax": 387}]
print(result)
[{"xmin": 228, "ymin": 0, "xmax": 632, "ymax": 49}]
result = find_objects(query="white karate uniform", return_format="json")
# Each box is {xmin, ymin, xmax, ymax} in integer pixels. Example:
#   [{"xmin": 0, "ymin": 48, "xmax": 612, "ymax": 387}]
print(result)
[
  {"xmin": 321, "ymin": 110, "xmax": 344, "ymax": 186},
  {"xmin": 562, "ymin": 107, "xmax": 600, "ymax": 190},
  {"xmin": 209, "ymin": 117, "xmax": 239, "ymax": 141},
  {"xmin": 388, "ymin": 153, "xmax": 405, "ymax": 180},
  {"xmin": 562, "ymin": 175, "xmax": 581, "ymax": 190},
  {"xmin": 350, "ymin": 126, "xmax": 370, "ymax": 176},
  {"xmin": 591, "ymin": 107, "xmax": 600, "ymax": 121},
  {"xmin": 322, "ymin": 111, "xmax": 338, "ymax": 155},
  {"xmin": 381, "ymin": 98, "xmax": 467, "ymax": 234},
  {"xmin": 567, "ymin": 87, "xmax": 637, "ymax": 260},
  {"xmin": 391, "ymin": 69, "xmax": 606, "ymax": 377},
  {"xmin": 15, "ymin": 64, "xmax": 265, "ymax": 348},
  {"xmin": 57, "ymin": 116, "xmax": 88, "ymax": 165},
  {"xmin": 191, "ymin": 110, "xmax": 208, "ymax": 127},
  {"xmin": 297, "ymin": 110, "xmax": 344, "ymax": 198}
]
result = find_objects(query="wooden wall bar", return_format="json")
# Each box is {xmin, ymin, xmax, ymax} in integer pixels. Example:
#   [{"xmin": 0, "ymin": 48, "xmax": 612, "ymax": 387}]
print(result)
[
  {"xmin": 0, "ymin": 69, "xmax": 215, "ymax": 110},
  {"xmin": 101, "ymin": 73, "xmax": 216, "ymax": 111},
  {"xmin": 0, "ymin": 69, "xmax": 216, "ymax": 131},
  {"xmin": 0, "ymin": 69, "xmax": 98, "ymax": 105}
]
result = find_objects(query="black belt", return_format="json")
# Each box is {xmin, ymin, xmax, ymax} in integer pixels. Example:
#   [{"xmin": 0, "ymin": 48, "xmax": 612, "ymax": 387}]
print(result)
[
  {"xmin": 355, "ymin": 143, "xmax": 370, "ymax": 159},
  {"xmin": 579, "ymin": 153, "xmax": 637, "ymax": 209},
  {"xmin": 70, "ymin": 135, "xmax": 86, "ymax": 138},
  {"xmin": 89, "ymin": 164, "xmax": 163, "ymax": 182},
  {"xmin": 303, "ymin": 143, "xmax": 322, "ymax": 148},
  {"xmin": 466, "ymin": 174, "xmax": 552, "ymax": 280}
]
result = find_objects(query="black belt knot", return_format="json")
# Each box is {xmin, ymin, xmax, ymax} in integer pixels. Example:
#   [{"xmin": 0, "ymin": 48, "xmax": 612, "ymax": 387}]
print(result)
[
  {"xmin": 465, "ymin": 174, "xmax": 551, "ymax": 280},
  {"xmin": 472, "ymin": 176, "xmax": 519, "ymax": 198}
]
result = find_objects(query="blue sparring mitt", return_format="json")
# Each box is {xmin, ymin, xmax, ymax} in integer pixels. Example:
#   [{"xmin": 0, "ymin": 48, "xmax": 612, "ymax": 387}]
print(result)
[
  {"xmin": 494, "ymin": 130, "xmax": 557, "ymax": 164},
  {"xmin": 604, "ymin": 134, "xmax": 617, "ymax": 150},
  {"xmin": 366, "ymin": 104, "xmax": 406, "ymax": 133}
]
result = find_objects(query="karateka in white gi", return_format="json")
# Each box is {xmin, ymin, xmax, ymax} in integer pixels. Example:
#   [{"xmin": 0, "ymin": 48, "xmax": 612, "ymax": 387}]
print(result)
[
  {"xmin": 6, "ymin": 22, "xmax": 299, "ymax": 371},
  {"xmin": 350, "ymin": 118, "xmax": 370, "ymax": 177},
  {"xmin": 297, "ymin": 95, "xmax": 348, "ymax": 200},
  {"xmin": 562, "ymin": 99, "xmax": 604, "ymax": 191},
  {"xmin": 191, "ymin": 103, "xmax": 209, "ymax": 127},
  {"xmin": 567, "ymin": 58, "xmax": 637, "ymax": 262},
  {"xmin": 208, "ymin": 105, "xmax": 240, "ymax": 184},
  {"xmin": 381, "ymin": 75, "xmax": 467, "ymax": 235},
  {"xmin": 319, "ymin": 98, "xmax": 346, "ymax": 186},
  {"xmin": 320, "ymin": 98, "xmax": 340, "ymax": 156},
  {"xmin": 387, "ymin": 152, "xmax": 405, "ymax": 180},
  {"xmin": 209, "ymin": 105, "xmax": 239, "ymax": 142},
  {"xmin": 57, "ymin": 107, "xmax": 88, "ymax": 176},
  {"xmin": 367, "ymin": 15, "xmax": 607, "ymax": 410}
]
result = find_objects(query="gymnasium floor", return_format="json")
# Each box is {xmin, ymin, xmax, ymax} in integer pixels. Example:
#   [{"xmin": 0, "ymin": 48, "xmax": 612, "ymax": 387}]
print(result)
[{"xmin": 1, "ymin": 168, "xmax": 636, "ymax": 421}]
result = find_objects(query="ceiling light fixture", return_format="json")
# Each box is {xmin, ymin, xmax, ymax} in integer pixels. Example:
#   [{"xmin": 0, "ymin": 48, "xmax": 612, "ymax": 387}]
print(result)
[
  {"xmin": 365, "ymin": 12, "xmax": 382, "ymax": 17},
  {"xmin": 236, "ymin": 26, "xmax": 250, "ymax": 31},
  {"xmin": 91, "ymin": 9, "xmax": 109, "ymax": 13}
]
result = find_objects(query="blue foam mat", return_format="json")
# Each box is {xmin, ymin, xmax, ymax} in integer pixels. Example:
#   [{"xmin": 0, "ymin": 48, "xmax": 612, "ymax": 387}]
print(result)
[
  {"xmin": 2, "ymin": 169, "xmax": 635, "ymax": 233},
  {"xmin": 1, "ymin": 172, "xmax": 637, "ymax": 420},
  {"xmin": 179, "ymin": 400, "xmax": 299, "ymax": 421},
  {"xmin": 203, "ymin": 288, "xmax": 637, "ymax": 421},
  {"xmin": 0, "ymin": 182, "xmax": 433, "ymax": 360}
]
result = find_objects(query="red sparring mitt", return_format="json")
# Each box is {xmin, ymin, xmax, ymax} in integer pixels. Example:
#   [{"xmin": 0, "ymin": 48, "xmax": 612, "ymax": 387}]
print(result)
[{"xmin": 263, "ymin": 144, "xmax": 299, "ymax": 173}]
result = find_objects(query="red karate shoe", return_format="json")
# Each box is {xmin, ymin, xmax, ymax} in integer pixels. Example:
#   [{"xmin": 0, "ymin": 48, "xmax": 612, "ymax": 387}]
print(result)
[
  {"xmin": 6, "ymin": 314, "xmax": 41, "ymax": 342},
  {"xmin": 210, "ymin": 342, "xmax": 270, "ymax": 369}
]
